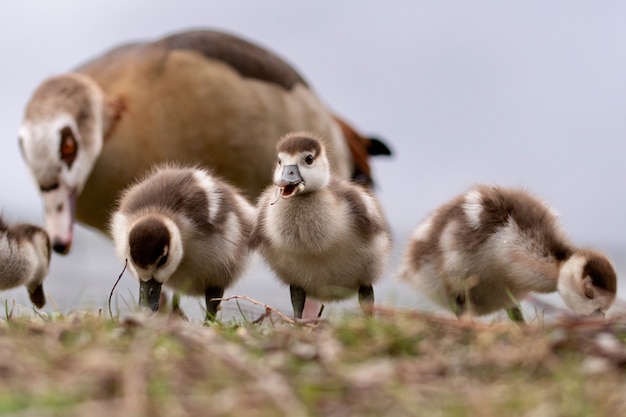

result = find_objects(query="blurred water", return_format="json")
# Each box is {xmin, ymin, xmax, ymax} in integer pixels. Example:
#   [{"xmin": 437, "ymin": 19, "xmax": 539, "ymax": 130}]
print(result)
[{"xmin": 1, "ymin": 224, "xmax": 625, "ymax": 322}]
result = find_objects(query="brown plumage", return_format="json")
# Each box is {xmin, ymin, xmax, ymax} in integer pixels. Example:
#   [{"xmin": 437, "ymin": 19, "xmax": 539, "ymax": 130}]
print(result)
[
  {"xmin": 110, "ymin": 164, "xmax": 255, "ymax": 319},
  {"xmin": 19, "ymin": 29, "xmax": 391, "ymax": 254},
  {"xmin": 0, "ymin": 217, "xmax": 50, "ymax": 308},
  {"xmin": 397, "ymin": 185, "xmax": 617, "ymax": 321}
]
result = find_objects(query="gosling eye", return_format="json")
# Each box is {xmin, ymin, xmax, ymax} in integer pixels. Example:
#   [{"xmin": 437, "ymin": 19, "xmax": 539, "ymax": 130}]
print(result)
[
  {"xmin": 305, "ymin": 154, "xmax": 314, "ymax": 165},
  {"xmin": 157, "ymin": 255, "xmax": 168, "ymax": 268}
]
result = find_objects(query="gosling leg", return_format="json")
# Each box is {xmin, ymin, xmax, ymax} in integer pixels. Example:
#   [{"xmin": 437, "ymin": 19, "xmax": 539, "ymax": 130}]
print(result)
[
  {"xmin": 205, "ymin": 287, "xmax": 224, "ymax": 321},
  {"xmin": 168, "ymin": 292, "xmax": 189, "ymax": 320},
  {"xmin": 358, "ymin": 285, "xmax": 375, "ymax": 317},
  {"xmin": 290, "ymin": 285, "xmax": 306, "ymax": 319}
]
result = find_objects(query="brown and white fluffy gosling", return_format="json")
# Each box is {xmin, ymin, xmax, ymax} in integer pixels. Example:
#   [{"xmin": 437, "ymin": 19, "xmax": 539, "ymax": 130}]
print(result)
[
  {"xmin": 110, "ymin": 165, "xmax": 255, "ymax": 320},
  {"xmin": 397, "ymin": 185, "xmax": 617, "ymax": 322},
  {"xmin": 251, "ymin": 132, "xmax": 392, "ymax": 318},
  {"xmin": 0, "ymin": 217, "xmax": 50, "ymax": 308}
]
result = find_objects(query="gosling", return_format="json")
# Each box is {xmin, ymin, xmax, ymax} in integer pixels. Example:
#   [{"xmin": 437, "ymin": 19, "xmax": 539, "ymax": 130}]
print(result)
[
  {"xmin": 251, "ymin": 132, "xmax": 392, "ymax": 318},
  {"xmin": 0, "ymin": 217, "xmax": 50, "ymax": 308},
  {"xmin": 110, "ymin": 164, "xmax": 255, "ymax": 320},
  {"xmin": 397, "ymin": 185, "xmax": 617, "ymax": 322}
]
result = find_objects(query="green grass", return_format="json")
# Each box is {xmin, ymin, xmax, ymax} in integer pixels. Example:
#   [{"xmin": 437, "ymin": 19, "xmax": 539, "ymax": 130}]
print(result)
[{"xmin": 0, "ymin": 304, "xmax": 625, "ymax": 417}]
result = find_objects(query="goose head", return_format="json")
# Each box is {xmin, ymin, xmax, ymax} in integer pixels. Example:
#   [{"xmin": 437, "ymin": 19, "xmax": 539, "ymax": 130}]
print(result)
[
  {"xmin": 557, "ymin": 250, "xmax": 617, "ymax": 317},
  {"xmin": 19, "ymin": 74, "xmax": 105, "ymax": 255},
  {"xmin": 273, "ymin": 133, "xmax": 330, "ymax": 199}
]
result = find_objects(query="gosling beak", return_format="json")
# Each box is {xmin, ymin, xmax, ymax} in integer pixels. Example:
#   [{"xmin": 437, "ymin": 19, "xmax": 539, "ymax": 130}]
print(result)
[
  {"xmin": 276, "ymin": 165, "xmax": 304, "ymax": 198},
  {"xmin": 28, "ymin": 284, "xmax": 46, "ymax": 308},
  {"xmin": 139, "ymin": 278, "xmax": 162, "ymax": 311}
]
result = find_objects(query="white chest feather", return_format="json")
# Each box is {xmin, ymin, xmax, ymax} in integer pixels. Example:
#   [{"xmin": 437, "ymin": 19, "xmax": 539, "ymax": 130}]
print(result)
[{"xmin": 265, "ymin": 192, "xmax": 351, "ymax": 254}]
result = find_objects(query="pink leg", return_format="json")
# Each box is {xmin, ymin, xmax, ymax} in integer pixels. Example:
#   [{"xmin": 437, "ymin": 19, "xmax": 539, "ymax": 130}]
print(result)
[{"xmin": 302, "ymin": 297, "xmax": 323, "ymax": 319}]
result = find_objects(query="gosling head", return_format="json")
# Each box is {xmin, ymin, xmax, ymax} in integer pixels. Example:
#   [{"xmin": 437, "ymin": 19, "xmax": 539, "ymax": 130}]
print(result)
[
  {"xmin": 9, "ymin": 224, "xmax": 51, "ymax": 308},
  {"xmin": 273, "ymin": 133, "xmax": 330, "ymax": 199},
  {"xmin": 557, "ymin": 250, "xmax": 617, "ymax": 317},
  {"xmin": 19, "ymin": 74, "xmax": 106, "ymax": 255},
  {"xmin": 114, "ymin": 214, "xmax": 184, "ymax": 311}
]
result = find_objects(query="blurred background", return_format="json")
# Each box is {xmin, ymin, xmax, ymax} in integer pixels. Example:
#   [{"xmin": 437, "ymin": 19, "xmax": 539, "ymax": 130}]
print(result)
[{"xmin": 1, "ymin": 1, "xmax": 625, "ymax": 320}]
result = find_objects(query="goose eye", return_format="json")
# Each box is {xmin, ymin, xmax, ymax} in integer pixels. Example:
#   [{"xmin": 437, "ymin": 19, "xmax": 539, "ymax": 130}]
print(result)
[
  {"xmin": 157, "ymin": 255, "xmax": 168, "ymax": 268},
  {"xmin": 59, "ymin": 126, "xmax": 78, "ymax": 168},
  {"xmin": 305, "ymin": 155, "xmax": 314, "ymax": 165}
]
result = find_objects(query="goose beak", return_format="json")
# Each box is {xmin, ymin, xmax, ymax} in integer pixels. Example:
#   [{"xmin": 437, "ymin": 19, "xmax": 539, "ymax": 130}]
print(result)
[
  {"xmin": 276, "ymin": 165, "xmax": 304, "ymax": 198},
  {"xmin": 28, "ymin": 283, "xmax": 46, "ymax": 308},
  {"xmin": 139, "ymin": 278, "xmax": 162, "ymax": 311},
  {"xmin": 42, "ymin": 186, "xmax": 77, "ymax": 255}
]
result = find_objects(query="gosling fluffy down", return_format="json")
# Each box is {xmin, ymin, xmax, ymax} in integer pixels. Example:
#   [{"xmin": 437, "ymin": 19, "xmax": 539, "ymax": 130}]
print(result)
[
  {"xmin": 397, "ymin": 185, "xmax": 617, "ymax": 320},
  {"xmin": 251, "ymin": 132, "xmax": 392, "ymax": 318},
  {"xmin": 110, "ymin": 164, "xmax": 255, "ymax": 319},
  {"xmin": 0, "ymin": 217, "xmax": 50, "ymax": 308}
]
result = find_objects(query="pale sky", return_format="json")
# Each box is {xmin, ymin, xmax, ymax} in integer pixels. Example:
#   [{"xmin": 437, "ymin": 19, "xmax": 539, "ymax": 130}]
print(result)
[{"xmin": 1, "ymin": 2, "xmax": 625, "ymax": 315}]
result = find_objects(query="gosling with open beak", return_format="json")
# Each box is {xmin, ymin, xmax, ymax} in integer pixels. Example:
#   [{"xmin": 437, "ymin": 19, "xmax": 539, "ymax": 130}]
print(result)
[{"xmin": 252, "ymin": 132, "xmax": 392, "ymax": 319}]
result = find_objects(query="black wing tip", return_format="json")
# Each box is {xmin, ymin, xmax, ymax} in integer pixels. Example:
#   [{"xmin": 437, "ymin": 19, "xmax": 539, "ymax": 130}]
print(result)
[{"xmin": 367, "ymin": 137, "xmax": 393, "ymax": 156}]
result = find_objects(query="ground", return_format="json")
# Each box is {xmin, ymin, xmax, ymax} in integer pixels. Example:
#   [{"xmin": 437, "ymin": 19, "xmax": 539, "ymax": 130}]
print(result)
[{"xmin": 0, "ymin": 298, "xmax": 625, "ymax": 417}]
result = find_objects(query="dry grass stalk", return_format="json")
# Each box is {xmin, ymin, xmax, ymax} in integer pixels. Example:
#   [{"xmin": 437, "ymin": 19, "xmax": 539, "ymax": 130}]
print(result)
[{"xmin": 215, "ymin": 294, "xmax": 325, "ymax": 327}]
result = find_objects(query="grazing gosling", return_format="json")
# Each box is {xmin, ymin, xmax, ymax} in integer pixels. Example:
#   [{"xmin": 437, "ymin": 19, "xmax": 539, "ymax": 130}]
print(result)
[
  {"xmin": 0, "ymin": 217, "xmax": 50, "ymax": 308},
  {"xmin": 397, "ymin": 185, "xmax": 617, "ymax": 322},
  {"xmin": 251, "ymin": 132, "xmax": 392, "ymax": 318},
  {"xmin": 110, "ymin": 165, "xmax": 255, "ymax": 320}
]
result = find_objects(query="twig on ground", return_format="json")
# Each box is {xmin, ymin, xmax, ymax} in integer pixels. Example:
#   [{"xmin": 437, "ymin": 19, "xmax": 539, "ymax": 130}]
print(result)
[
  {"xmin": 4, "ymin": 299, "xmax": 15, "ymax": 320},
  {"xmin": 252, "ymin": 307, "xmax": 273, "ymax": 325},
  {"xmin": 109, "ymin": 259, "xmax": 128, "ymax": 325},
  {"xmin": 215, "ymin": 295, "xmax": 297, "ymax": 324},
  {"xmin": 46, "ymin": 294, "xmax": 61, "ymax": 314},
  {"xmin": 215, "ymin": 295, "xmax": 324, "ymax": 326}
]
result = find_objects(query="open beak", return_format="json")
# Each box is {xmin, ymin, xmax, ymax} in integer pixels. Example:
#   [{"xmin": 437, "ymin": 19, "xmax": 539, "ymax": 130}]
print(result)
[
  {"xmin": 42, "ymin": 186, "xmax": 77, "ymax": 255},
  {"xmin": 139, "ymin": 278, "xmax": 162, "ymax": 311},
  {"xmin": 275, "ymin": 165, "xmax": 304, "ymax": 198},
  {"xmin": 28, "ymin": 284, "xmax": 46, "ymax": 308}
]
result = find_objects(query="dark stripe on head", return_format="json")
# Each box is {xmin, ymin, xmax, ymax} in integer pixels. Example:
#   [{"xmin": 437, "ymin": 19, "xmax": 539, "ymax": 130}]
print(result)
[
  {"xmin": 26, "ymin": 75, "xmax": 93, "ymax": 129},
  {"xmin": 159, "ymin": 30, "xmax": 307, "ymax": 91},
  {"xmin": 129, "ymin": 217, "xmax": 170, "ymax": 269},
  {"xmin": 583, "ymin": 252, "xmax": 617, "ymax": 294},
  {"xmin": 122, "ymin": 167, "xmax": 210, "ymax": 227},
  {"xmin": 277, "ymin": 133, "xmax": 322, "ymax": 156}
]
